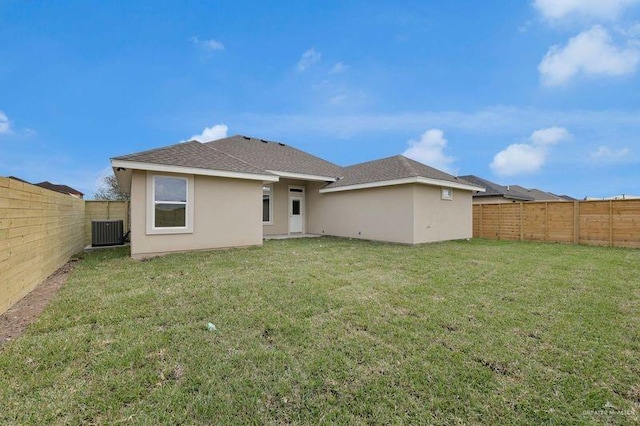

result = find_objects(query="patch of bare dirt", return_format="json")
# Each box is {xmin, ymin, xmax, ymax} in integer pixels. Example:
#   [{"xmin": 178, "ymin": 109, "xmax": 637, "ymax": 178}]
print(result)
[{"xmin": 0, "ymin": 258, "xmax": 79, "ymax": 350}]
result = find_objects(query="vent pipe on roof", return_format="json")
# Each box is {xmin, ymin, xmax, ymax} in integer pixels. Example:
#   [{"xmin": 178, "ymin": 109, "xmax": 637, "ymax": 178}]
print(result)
[
  {"xmin": 278, "ymin": 142, "xmax": 285, "ymax": 146},
  {"xmin": 242, "ymin": 136, "xmax": 250, "ymax": 140},
  {"xmin": 260, "ymin": 139, "xmax": 268, "ymax": 143}
]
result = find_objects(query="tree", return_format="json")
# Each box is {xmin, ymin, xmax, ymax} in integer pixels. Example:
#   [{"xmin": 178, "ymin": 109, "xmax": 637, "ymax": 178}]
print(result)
[{"xmin": 93, "ymin": 173, "xmax": 130, "ymax": 200}]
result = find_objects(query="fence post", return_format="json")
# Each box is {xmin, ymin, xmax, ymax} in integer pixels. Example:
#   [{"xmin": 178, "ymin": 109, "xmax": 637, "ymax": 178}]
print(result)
[
  {"xmin": 479, "ymin": 204, "xmax": 483, "ymax": 238},
  {"xmin": 573, "ymin": 201, "xmax": 579, "ymax": 244},
  {"xmin": 609, "ymin": 200, "xmax": 613, "ymax": 247},
  {"xmin": 544, "ymin": 202, "xmax": 549, "ymax": 241},
  {"xmin": 519, "ymin": 202, "xmax": 524, "ymax": 241}
]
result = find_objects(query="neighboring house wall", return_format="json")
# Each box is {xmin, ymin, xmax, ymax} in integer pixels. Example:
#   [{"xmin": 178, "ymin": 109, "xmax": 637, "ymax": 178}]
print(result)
[
  {"xmin": 129, "ymin": 170, "xmax": 263, "ymax": 258},
  {"xmin": 306, "ymin": 183, "xmax": 415, "ymax": 244},
  {"xmin": 263, "ymin": 179, "xmax": 307, "ymax": 236},
  {"xmin": 0, "ymin": 177, "xmax": 85, "ymax": 315},
  {"xmin": 413, "ymin": 185, "xmax": 473, "ymax": 243}
]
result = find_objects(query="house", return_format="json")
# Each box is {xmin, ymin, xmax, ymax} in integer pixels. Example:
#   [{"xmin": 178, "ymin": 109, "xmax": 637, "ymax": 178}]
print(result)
[
  {"xmin": 7, "ymin": 176, "xmax": 84, "ymax": 199},
  {"xmin": 111, "ymin": 135, "xmax": 484, "ymax": 258},
  {"xmin": 459, "ymin": 175, "xmax": 534, "ymax": 204},
  {"xmin": 506, "ymin": 185, "xmax": 569, "ymax": 202},
  {"xmin": 35, "ymin": 181, "xmax": 84, "ymax": 199},
  {"xmin": 460, "ymin": 175, "xmax": 572, "ymax": 204}
]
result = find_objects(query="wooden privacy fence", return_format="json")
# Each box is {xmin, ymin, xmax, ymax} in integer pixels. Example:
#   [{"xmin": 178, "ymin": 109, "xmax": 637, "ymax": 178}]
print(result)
[
  {"xmin": 473, "ymin": 200, "xmax": 640, "ymax": 248},
  {"xmin": 1, "ymin": 176, "xmax": 130, "ymax": 315},
  {"xmin": 0, "ymin": 177, "xmax": 85, "ymax": 314}
]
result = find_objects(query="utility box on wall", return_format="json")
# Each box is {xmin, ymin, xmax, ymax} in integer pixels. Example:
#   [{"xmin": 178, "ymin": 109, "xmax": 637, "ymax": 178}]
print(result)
[{"xmin": 91, "ymin": 220, "xmax": 124, "ymax": 247}]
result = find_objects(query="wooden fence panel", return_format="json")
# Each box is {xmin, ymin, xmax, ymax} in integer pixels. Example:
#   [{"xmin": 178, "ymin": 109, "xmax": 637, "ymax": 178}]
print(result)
[
  {"xmin": 579, "ymin": 201, "xmax": 611, "ymax": 247},
  {"xmin": 523, "ymin": 203, "xmax": 547, "ymax": 241},
  {"xmin": 473, "ymin": 199, "xmax": 640, "ymax": 248},
  {"xmin": 0, "ymin": 177, "xmax": 85, "ymax": 315},
  {"xmin": 612, "ymin": 200, "xmax": 640, "ymax": 248},
  {"xmin": 547, "ymin": 202, "xmax": 575, "ymax": 243}
]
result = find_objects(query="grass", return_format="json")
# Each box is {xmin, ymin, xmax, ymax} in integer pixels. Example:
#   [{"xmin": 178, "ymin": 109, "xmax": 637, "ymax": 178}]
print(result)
[{"xmin": 1, "ymin": 238, "xmax": 639, "ymax": 424}]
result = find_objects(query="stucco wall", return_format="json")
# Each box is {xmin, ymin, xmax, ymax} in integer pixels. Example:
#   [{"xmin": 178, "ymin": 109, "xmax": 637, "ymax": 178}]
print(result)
[
  {"xmin": 306, "ymin": 183, "xmax": 415, "ymax": 244},
  {"xmin": 263, "ymin": 179, "xmax": 307, "ymax": 236},
  {"xmin": 413, "ymin": 185, "xmax": 473, "ymax": 243},
  {"xmin": 130, "ymin": 170, "xmax": 263, "ymax": 258}
]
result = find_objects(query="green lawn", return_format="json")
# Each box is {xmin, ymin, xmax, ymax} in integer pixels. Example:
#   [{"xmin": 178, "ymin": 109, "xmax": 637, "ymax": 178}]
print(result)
[{"xmin": 1, "ymin": 238, "xmax": 639, "ymax": 424}]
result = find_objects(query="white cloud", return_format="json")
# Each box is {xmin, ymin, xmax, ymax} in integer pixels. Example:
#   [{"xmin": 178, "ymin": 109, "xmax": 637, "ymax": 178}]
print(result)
[
  {"xmin": 534, "ymin": 0, "xmax": 640, "ymax": 21},
  {"xmin": 590, "ymin": 145, "xmax": 631, "ymax": 162},
  {"xmin": 330, "ymin": 62, "xmax": 349, "ymax": 74},
  {"xmin": 491, "ymin": 126, "xmax": 571, "ymax": 176},
  {"xmin": 402, "ymin": 129, "xmax": 456, "ymax": 173},
  {"xmin": 190, "ymin": 124, "xmax": 228, "ymax": 142},
  {"xmin": 297, "ymin": 48, "xmax": 321, "ymax": 72},
  {"xmin": 0, "ymin": 110, "xmax": 10, "ymax": 134},
  {"xmin": 539, "ymin": 25, "xmax": 640, "ymax": 86},
  {"xmin": 191, "ymin": 36, "xmax": 225, "ymax": 51},
  {"xmin": 529, "ymin": 126, "xmax": 572, "ymax": 145}
]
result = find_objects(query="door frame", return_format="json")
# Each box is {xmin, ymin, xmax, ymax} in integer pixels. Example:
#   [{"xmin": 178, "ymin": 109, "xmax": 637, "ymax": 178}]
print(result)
[{"xmin": 288, "ymin": 185, "xmax": 305, "ymax": 234}]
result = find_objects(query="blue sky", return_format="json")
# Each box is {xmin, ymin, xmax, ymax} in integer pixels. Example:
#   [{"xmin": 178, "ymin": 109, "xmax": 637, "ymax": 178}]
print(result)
[{"xmin": 1, "ymin": 0, "xmax": 639, "ymax": 199}]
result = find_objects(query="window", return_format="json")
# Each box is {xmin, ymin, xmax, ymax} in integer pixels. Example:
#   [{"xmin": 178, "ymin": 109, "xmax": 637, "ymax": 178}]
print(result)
[
  {"xmin": 441, "ymin": 188, "xmax": 453, "ymax": 200},
  {"xmin": 292, "ymin": 199, "xmax": 301, "ymax": 215},
  {"xmin": 146, "ymin": 174, "xmax": 194, "ymax": 234},
  {"xmin": 263, "ymin": 185, "xmax": 272, "ymax": 224},
  {"xmin": 154, "ymin": 176, "xmax": 187, "ymax": 227}
]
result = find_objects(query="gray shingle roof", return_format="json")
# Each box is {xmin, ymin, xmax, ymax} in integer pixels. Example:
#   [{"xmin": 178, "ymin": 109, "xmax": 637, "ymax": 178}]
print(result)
[
  {"xmin": 326, "ymin": 155, "xmax": 473, "ymax": 189},
  {"xmin": 507, "ymin": 185, "xmax": 566, "ymax": 202},
  {"xmin": 206, "ymin": 135, "xmax": 343, "ymax": 178},
  {"xmin": 112, "ymin": 140, "xmax": 271, "ymax": 176},
  {"xmin": 458, "ymin": 175, "xmax": 534, "ymax": 200}
]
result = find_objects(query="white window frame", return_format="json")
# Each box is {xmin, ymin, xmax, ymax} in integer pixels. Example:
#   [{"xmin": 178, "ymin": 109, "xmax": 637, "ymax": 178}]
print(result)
[
  {"xmin": 262, "ymin": 184, "xmax": 273, "ymax": 225},
  {"xmin": 146, "ymin": 173, "xmax": 194, "ymax": 235},
  {"xmin": 441, "ymin": 187, "xmax": 453, "ymax": 200}
]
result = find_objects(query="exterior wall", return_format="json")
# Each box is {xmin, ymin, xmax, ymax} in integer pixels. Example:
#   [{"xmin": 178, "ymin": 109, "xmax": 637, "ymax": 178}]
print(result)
[
  {"xmin": 130, "ymin": 170, "xmax": 263, "ymax": 258},
  {"xmin": 0, "ymin": 177, "xmax": 85, "ymax": 314},
  {"xmin": 263, "ymin": 179, "xmax": 307, "ymax": 236},
  {"xmin": 84, "ymin": 201, "xmax": 129, "ymax": 246},
  {"xmin": 306, "ymin": 183, "xmax": 415, "ymax": 244},
  {"xmin": 413, "ymin": 185, "xmax": 473, "ymax": 243}
]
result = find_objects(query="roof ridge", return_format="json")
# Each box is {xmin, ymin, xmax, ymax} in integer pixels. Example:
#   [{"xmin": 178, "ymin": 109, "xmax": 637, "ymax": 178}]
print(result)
[
  {"xmin": 397, "ymin": 155, "xmax": 424, "ymax": 177},
  {"xmin": 210, "ymin": 135, "xmax": 343, "ymax": 170},
  {"xmin": 202, "ymin": 143, "xmax": 273, "ymax": 175}
]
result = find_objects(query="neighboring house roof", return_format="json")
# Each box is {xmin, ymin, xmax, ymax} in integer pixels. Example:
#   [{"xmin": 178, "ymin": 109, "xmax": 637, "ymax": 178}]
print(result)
[
  {"xmin": 321, "ymin": 155, "xmax": 483, "ymax": 193},
  {"xmin": 458, "ymin": 175, "xmax": 534, "ymax": 201},
  {"xmin": 35, "ymin": 181, "xmax": 84, "ymax": 198},
  {"xmin": 508, "ymin": 185, "xmax": 566, "ymax": 202},
  {"xmin": 111, "ymin": 140, "xmax": 278, "ymax": 182},
  {"xmin": 7, "ymin": 175, "xmax": 31, "ymax": 184},
  {"xmin": 207, "ymin": 135, "xmax": 343, "ymax": 181}
]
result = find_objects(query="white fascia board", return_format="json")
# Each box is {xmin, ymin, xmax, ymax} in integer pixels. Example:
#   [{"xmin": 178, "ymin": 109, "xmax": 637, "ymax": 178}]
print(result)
[
  {"xmin": 111, "ymin": 159, "xmax": 279, "ymax": 182},
  {"xmin": 416, "ymin": 177, "xmax": 485, "ymax": 192},
  {"xmin": 319, "ymin": 176, "xmax": 485, "ymax": 193},
  {"xmin": 266, "ymin": 170, "xmax": 337, "ymax": 182}
]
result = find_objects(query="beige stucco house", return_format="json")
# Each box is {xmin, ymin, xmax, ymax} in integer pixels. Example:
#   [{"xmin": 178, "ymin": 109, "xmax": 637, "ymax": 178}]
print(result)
[{"xmin": 112, "ymin": 135, "xmax": 484, "ymax": 258}]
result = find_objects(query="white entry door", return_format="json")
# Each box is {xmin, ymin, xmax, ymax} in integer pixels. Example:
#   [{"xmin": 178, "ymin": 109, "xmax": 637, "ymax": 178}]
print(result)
[{"xmin": 288, "ymin": 187, "xmax": 305, "ymax": 233}]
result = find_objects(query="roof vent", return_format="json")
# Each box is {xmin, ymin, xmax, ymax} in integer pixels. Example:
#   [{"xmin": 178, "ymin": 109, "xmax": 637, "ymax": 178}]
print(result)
[
  {"xmin": 242, "ymin": 136, "xmax": 251, "ymax": 140},
  {"xmin": 278, "ymin": 142, "xmax": 285, "ymax": 146},
  {"xmin": 260, "ymin": 139, "xmax": 268, "ymax": 143}
]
